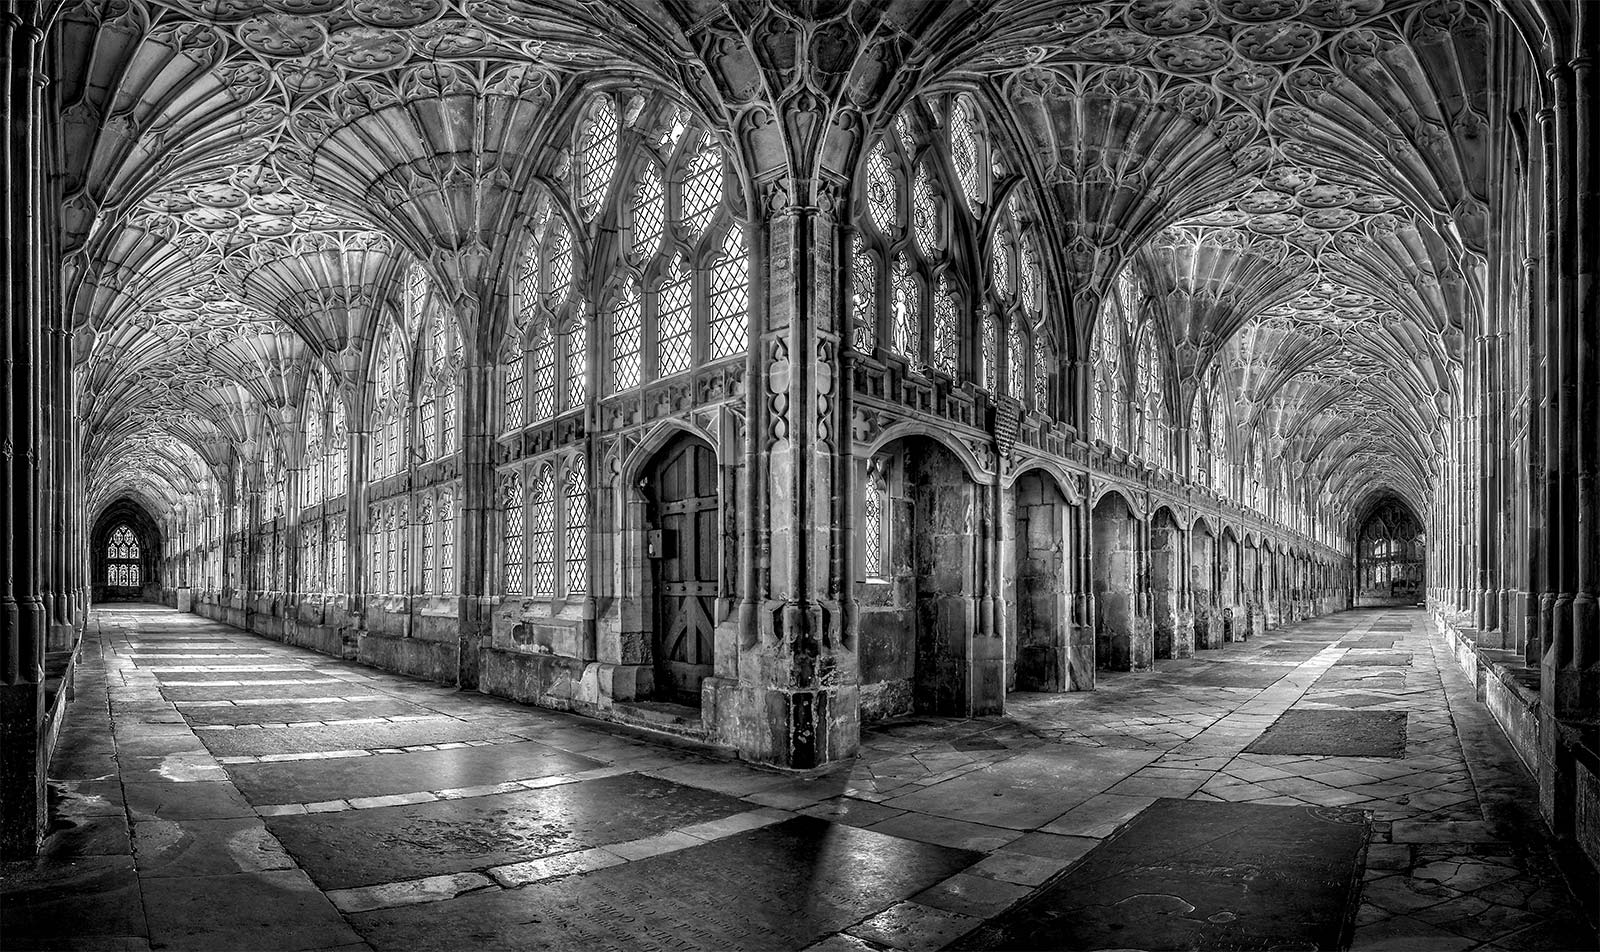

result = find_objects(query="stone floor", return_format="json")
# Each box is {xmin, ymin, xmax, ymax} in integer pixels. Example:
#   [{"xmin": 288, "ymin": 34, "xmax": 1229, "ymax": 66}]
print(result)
[{"xmin": 3, "ymin": 604, "xmax": 1596, "ymax": 951}]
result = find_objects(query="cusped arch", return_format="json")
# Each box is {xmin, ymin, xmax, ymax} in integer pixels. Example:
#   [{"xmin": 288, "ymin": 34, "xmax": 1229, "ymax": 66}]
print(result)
[{"xmin": 620, "ymin": 417, "xmax": 721, "ymax": 489}]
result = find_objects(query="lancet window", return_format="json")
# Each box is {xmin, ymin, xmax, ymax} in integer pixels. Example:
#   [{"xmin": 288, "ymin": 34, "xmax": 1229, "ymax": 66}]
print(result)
[
  {"xmin": 863, "ymin": 457, "xmax": 889, "ymax": 580},
  {"xmin": 418, "ymin": 298, "xmax": 461, "ymax": 462},
  {"xmin": 1206, "ymin": 368, "xmax": 1228, "ymax": 492},
  {"xmin": 370, "ymin": 322, "xmax": 408, "ymax": 480},
  {"xmin": 304, "ymin": 384, "xmax": 325, "ymax": 507},
  {"xmin": 1134, "ymin": 326, "xmax": 1169, "ymax": 468}
]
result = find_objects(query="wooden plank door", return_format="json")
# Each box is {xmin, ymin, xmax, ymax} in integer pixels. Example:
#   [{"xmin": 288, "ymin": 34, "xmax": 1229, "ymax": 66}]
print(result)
[{"xmin": 648, "ymin": 439, "xmax": 718, "ymax": 706}]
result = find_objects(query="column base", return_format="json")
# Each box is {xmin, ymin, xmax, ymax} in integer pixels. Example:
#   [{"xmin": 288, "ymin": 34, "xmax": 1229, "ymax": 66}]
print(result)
[
  {"xmin": 0, "ymin": 680, "xmax": 45, "ymax": 859},
  {"xmin": 706, "ymin": 680, "xmax": 860, "ymax": 770}
]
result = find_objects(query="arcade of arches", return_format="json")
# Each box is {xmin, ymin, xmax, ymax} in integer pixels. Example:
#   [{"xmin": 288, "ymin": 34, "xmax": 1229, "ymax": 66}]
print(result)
[{"xmin": 0, "ymin": 0, "xmax": 1595, "ymax": 892}]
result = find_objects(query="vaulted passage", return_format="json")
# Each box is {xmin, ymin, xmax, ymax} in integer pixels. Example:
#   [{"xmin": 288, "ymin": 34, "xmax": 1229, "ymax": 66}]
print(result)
[{"xmin": 3, "ymin": 1, "xmax": 1598, "ymax": 946}]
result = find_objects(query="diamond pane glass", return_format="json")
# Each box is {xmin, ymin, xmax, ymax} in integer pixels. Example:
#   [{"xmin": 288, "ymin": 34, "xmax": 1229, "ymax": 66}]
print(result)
[
  {"xmin": 912, "ymin": 164, "xmax": 937, "ymax": 257},
  {"xmin": 504, "ymin": 351, "xmax": 525, "ymax": 432},
  {"xmin": 681, "ymin": 138, "xmax": 722, "ymax": 237},
  {"xmin": 633, "ymin": 165, "xmax": 664, "ymax": 259},
  {"xmin": 852, "ymin": 237, "xmax": 876, "ymax": 353},
  {"xmin": 612, "ymin": 284, "xmax": 642, "ymax": 391},
  {"xmin": 863, "ymin": 460, "xmax": 886, "ymax": 578},
  {"xmin": 564, "ymin": 459, "xmax": 588, "ymax": 593},
  {"xmin": 991, "ymin": 229, "xmax": 1010, "ymax": 296},
  {"xmin": 949, "ymin": 97, "xmax": 980, "ymax": 212},
  {"xmin": 709, "ymin": 228, "xmax": 748, "ymax": 359},
  {"xmin": 658, "ymin": 261, "xmax": 692, "ymax": 376},
  {"xmin": 548, "ymin": 222, "xmax": 572, "ymax": 304},
  {"xmin": 866, "ymin": 141, "xmax": 896, "ymax": 237},
  {"xmin": 530, "ymin": 333, "xmax": 556, "ymax": 421},
  {"xmin": 438, "ymin": 493, "xmax": 455, "ymax": 594},
  {"xmin": 566, "ymin": 321, "xmax": 587, "ymax": 408},
  {"xmin": 503, "ymin": 476, "xmax": 525, "ymax": 595},
  {"xmin": 529, "ymin": 466, "xmax": 556, "ymax": 596},
  {"xmin": 580, "ymin": 96, "xmax": 618, "ymax": 219}
]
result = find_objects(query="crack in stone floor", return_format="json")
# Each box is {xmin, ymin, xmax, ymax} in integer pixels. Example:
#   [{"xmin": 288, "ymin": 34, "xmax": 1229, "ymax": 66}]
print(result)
[{"xmin": 1, "ymin": 604, "xmax": 1594, "ymax": 951}]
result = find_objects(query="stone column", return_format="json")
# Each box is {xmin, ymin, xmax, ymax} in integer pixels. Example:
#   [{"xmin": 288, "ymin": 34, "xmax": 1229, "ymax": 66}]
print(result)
[
  {"xmin": 710, "ymin": 177, "xmax": 858, "ymax": 767},
  {"xmin": 1, "ymin": 7, "xmax": 48, "ymax": 860},
  {"xmin": 1539, "ymin": 17, "xmax": 1600, "ymax": 861}
]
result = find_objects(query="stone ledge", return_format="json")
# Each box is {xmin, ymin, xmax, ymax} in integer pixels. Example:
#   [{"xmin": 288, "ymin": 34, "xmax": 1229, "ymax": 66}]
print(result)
[{"xmin": 1439, "ymin": 618, "xmax": 1541, "ymax": 778}]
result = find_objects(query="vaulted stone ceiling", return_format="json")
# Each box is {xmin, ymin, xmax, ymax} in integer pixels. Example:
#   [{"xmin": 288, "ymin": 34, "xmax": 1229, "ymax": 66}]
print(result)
[{"xmin": 56, "ymin": 0, "xmax": 1497, "ymax": 534}]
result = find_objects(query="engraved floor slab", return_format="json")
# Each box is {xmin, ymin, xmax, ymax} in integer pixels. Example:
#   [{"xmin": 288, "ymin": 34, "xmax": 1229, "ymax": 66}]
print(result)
[
  {"xmin": 227, "ymin": 741, "xmax": 602, "ymax": 805},
  {"xmin": 267, "ymin": 772, "xmax": 751, "ymax": 889},
  {"xmin": 195, "ymin": 718, "xmax": 499, "ymax": 758},
  {"xmin": 956, "ymin": 799, "xmax": 1368, "ymax": 951},
  {"xmin": 179, "ymin": 698, "xmax": 425, "ymax": 726},
  {"xmin": 160, "ymin": 682, "xmax": 359, "ymax": 701},
  {"xmin": 347, "ymin": 816, "xmax": 982, "ymax": 952},
  {"xmin": 1244, "ymin": 709, "xmax": 1409, "ymax": 757},
  {"xmin": 1335, "ymin": 651, "xmax": 1413, "ymax": 666}
]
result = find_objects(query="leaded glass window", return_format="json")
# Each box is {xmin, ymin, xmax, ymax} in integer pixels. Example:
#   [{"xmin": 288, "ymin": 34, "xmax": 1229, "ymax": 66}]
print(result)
[
  {"xmin": 851, "ymin": 236, "xmax": 876, "ymax": 353},
  {"xmin": 438, "ymin": 489, "xmax": 455, "ymax": 594},
  {"xmin": 948, "ymin": 96, "xmax": 982, "ymax": 212},
  {"xmin": 982, "ymin": 313, "xmax": 998, "ymax": 392},
  {"xmin": 579, "ymin": 95, "xmax": 618, "ymax": 220},
  {"xmin": 863, "ymin": 458, "xmax": 888, "ymax": 580},
  {"xmin": 657, "ymin": 258, "xmax": 693, "ymax": 376},
  {"xmin": 708, "ymin": 228, "xmax": 748, "ymax": 359},
  {"xmin": 632, "ymin": 164, "xmax": 665, "ymax": 260},
  {"xmin": 891, "ymin": 257, "xmax": 919, "ymax": 366},
  {"xmin": 866, "ymin": 141, "xmax": 896, "ymax": 236},
  {"xmin": 304, "ymin": 385, "xmax": 324, "ymax": 507},
  {"xmin": 912, "ymin": 164, "xmax": 937, "ymax": 257},
  {"xmin": 565, "ymin": 320, "xmax": 587, "ymax": 408},
  {"xmin": 932, "ymin": 275, "xmax": 957, "ymax": 376},
  {"xmin": 1007, "ymin": 321, "xmax": 1026, "ymax": 401},
  {"xmin": 529, "ymin": 464, "xmax": 556, "ymax": 596},
  {"xmin": 503, "ymin": 474, "xmax": 526, "ymax": 596},
  {"xmin": 681, "ymin": 136, "xmax": 722, "ymax": 237},
  {"xmin": 419, "ymin": 495, "xmax": 435, "ymax": 594},
  {"xmin": 529, "ymin": 327, "xmax": 556, "ymax": 422},
  {"xmin": 564, "ymin": 457, "xmax": 588, "ymax": 593},
  {"xmin": 612, "ymin": 283, "xmax": 643, "ymax": 391}
]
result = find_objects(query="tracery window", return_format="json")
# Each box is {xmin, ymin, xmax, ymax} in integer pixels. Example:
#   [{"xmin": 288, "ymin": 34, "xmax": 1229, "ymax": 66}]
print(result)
[
  {"xmin": 262, "ymin": 437, "xmax": 285, "ymax": 520},
  {"xmin": 419, "ymin": 495, "xmax": 436, "ymax": 595},
  {"xmin": 601, "ymin": 112, "xmax": 748, "ymax": 394},
  {"xmin": 852, "ymin": 94, "xmax": 1049, "ymax": 411},
  {"xmin": 107, "ymin": 525, "xmax": 140, "ymax": 587}
]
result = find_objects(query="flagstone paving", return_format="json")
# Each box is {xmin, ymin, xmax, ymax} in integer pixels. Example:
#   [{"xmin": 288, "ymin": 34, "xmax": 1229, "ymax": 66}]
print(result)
[{"xmin": 2, "ymin": 604, "xmax": 1594, "ymax": 951}]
